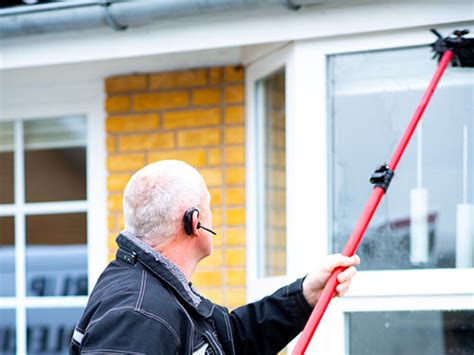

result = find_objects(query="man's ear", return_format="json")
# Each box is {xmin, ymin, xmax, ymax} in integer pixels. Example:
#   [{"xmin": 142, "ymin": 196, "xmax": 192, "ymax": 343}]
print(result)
[{"xmin": 190, "ymin": 209, "xmax": 200, "ymax": 236}]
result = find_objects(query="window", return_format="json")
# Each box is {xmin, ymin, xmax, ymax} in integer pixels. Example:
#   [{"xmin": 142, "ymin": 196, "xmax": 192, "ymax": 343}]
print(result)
[
  {"xmin": 0, "ymin": 117, "xmax": 89, "ymax": 354},
  {"xmin": 329, "ymin": 46, "xmax": 474, "ymax": 270},
  {"xmin": 256, "ymin": 68, "xmax": 287, "ymax": 277},
  {"xmin": 348, "ymin": 310, "xmax": 474, "ymax": 355}
]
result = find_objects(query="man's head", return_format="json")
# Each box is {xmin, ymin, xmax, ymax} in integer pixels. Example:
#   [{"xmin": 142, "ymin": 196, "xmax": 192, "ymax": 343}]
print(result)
[{"xmin": 123, "ymin": 160, "xmax": 213, "ymax": 256}]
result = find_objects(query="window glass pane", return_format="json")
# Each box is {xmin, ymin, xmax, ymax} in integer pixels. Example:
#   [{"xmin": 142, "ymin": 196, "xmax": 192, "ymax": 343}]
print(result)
[
  {"xmin": 258, "ymin": 68, "xmax": 287, "ymax": 277},
  {"xmin": 330, "ymin": 46, "xmax": 474, "ymax": 270},
  {"xmin": 0, "ymin": 216, "xmax": 15, "ymax": 297},
  {"xmin": 27, "ymin": 308, "xmax": 83, "ymax": 355},
  {"xmin": 24, "ymin": 117, "xmax": 87, "ymax": 202},
  {"xmin": 26, "ymin": 213, "xmax": 88, "ymax": 297},
  {"xmin": 0, "ymin": 122, "xmax": 14, "ymax": 204},
  {"xmin": 348, "ymin": 310, "xmax": 474, "ymax": 354},
  {"xmin": 0, "ymin": 309, "xmax": 15, "ymax": 355}
]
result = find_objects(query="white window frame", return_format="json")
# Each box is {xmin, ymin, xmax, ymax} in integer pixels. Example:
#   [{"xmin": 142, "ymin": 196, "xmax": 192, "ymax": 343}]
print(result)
[
  {"xmin": 0, "ymin": 80, "xmax": 107, "ymax": 354},
  {"xmin": 247, "ymin": 22, "xmax": 474, "ymax": 354}
]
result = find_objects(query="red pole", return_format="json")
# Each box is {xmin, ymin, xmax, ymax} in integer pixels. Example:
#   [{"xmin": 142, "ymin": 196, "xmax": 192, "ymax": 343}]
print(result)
[{"xmin": 292, "ymin": 49, "xmax": 454, "ymax": 355}]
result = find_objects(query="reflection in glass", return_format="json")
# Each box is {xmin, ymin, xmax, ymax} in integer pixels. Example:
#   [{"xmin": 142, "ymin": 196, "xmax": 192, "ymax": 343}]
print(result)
[
  {"xmin": 0, "ymin": 216, "xmax": 15, "ymax": 297},
  {"xmin": 258, "ymin": 68, "xmax": 286, "ymax": 277},
  {"xmin": 0, "ymin": 309, "xmax": 15, "ymax": 355},
  {"xmin": 348, "ymin": 310, "xmax": 474, "ymax": 355},
  {"xmin": 0, "ymin": 121, "xmax": 14, "ymax": 204},
  {"xmin": 24, "ymin": 117, "xmax": 87, "ymax": 203},
  {"xmin": 329, "ymin": 46, "xmax": 474, "ymax": 270},
  {"xmin": 26, "ymin": 213, "xmax": 88, "ymax": 297},
  {"xmin": 27, "ymin": 308, "xmax": 83, "ymax": 355}
]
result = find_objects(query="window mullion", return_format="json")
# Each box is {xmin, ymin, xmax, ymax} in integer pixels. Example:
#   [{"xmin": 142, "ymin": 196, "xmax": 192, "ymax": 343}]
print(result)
[{"xmin": 14, "ymin": 120, "xmax": 27, "ymax": 355}]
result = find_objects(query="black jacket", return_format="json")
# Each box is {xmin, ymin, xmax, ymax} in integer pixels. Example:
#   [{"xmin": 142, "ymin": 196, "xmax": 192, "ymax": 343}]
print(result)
[{"xmin": 70, "ymin": 233, "xmax": 312, "ymax": 354}]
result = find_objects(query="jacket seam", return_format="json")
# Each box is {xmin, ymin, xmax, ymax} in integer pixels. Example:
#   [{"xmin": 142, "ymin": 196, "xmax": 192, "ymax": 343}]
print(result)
[
  {"xmin": 81, "ymin": 349, "xmax": 146, "ymax": 354},
  {"xmin": 222, "ymin": 311, "xmax": 234, "ymax": 350},
  {"xmin": 175, "ymin": 300, "xmax": 195, "ymax": 355},
  {"xmin": 85, "ymin": 306, "xmax": 180, "ymax": 349},
  {"xmin": 135, "ymin": 270, "xmax": 146, "ymax": 310}
]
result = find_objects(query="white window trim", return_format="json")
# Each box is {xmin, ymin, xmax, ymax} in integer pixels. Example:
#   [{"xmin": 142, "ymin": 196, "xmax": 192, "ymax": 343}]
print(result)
[
  {"xmin": 247, "ymin": 22, "xmax": 474, "ymax": 355},
  {"xmin": 0, "ymin": 80, "xmax": 107, "ymax": 354},
  {"xmin": 246, "ymin": 44, "xmax": 294, "ymax": 300}
]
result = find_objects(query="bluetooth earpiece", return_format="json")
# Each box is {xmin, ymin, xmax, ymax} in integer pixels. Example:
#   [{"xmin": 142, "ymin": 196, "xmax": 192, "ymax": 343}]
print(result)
[{"xmin": 183, "ymin": 207, "xmax": 217, "ymax": 236}]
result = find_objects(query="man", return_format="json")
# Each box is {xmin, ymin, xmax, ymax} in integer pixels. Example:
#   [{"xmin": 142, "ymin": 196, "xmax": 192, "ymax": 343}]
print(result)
[{"xmin": 70, "ymin": 160, "xmax": 359, "ymax": 354}]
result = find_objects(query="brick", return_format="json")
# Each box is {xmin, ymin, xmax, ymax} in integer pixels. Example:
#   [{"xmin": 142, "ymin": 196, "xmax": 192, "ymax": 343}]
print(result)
[
  {"xmin": 226, "ymin": 208, "xmax": 245, "ymax": 225},
  {"xmin": 226, "ymin": 187, "xmax": 245, "ymax": 205},
  {"xmin": 163, "ymin": 108, "xmax": 221, "ymax": 129},
  {"xmin": 200, "ymin": 168, "xmax": 223, "ymax": 187},
  {"xmin": 148, "ymin": 149, "xmax": 206, "ymax": 167},
  {"xmin": 107, "ymin": 174, "xmax": 131, "ymax": 192},
  {"xmin": 226, "ymin": 269, "xmax": 246, "ymax": 286},
  {"xmin": 225, "ymin": 248, "xmax": 245, "ymax": 266},
  {"xmin": 270, "ymin": 209, "xmax": 286, "ymax": 227},
  {"xmin": 106, "ymin": 113, "xmax": 159, "ymax": 133},
  {"xmin": 209, "ymin": 68, "xmax": 222, "ymax": 84},
  {"xmin": 108, "ymin": 251, "xmax": 117, "ymax": 263},
  {"xmin": 224, "ymin": 66, "xmax": 244, "ymax": 82},
  {"xmin": 225, "ymin": 167, "xmax": 245, "ymax": 185},
  {"xmin": 226, "ymin": 228, "xmax": 246, "ymax": 246},
  {"xmin": 118, "ymin": 214, "xmax": 125, "ymax": 230},
  {"xmin": 132, "ymin": 91, "xmax": 189, "ymax": 111},
  {"xmin": 212, "ymin": 208, "xmax": 222, "ymax": 227},
  {"xmin": 225, "ymin": 85, "xmax": 244, "ymax": 104},
  {"xmin": 224, "ymin": 146, "xmax": 245, "ymax": 164},
  {"xmin": 177, "ymin": 128, "xmax": 221, "ymax": 147},
  {"xmin": 108, "ymin": 154, "xmax": 145, "ymax": 171},
  {"xmin": 192, "ymin": 88, "xmax": 221, "ymax": 106},
  {"xmin": 224, "ymin": 106, "xmax": 244, "ymax": 124},
  {"xmin": 107, "ymin": 215, "xmax": 116, "ymax": 231},
  {"xmin": 226, "ymin": 288, "xmax": 246, "ymax": 308},
  {"xmin": 199, "ymin": 249, "xmax": 223, "ymax": 267},
  {"xmin": 106, "ymin": 75, "xmax": 147, "ymax": 94},
  {"xmin": 106, "ymin": 96, "xmax": 131, "ymax": 113},
  {"xmin": 108, "ymin": 233, "xmax": 118, "ymax": 250},
  {"xmin": 270, "ymin": 170, "xmax": 286, "ymax": 188},
  {"xmin": 149, "ymin": 69, "xmax": 207, "ymax": 89},
  {"xmin": 200, "ymin": 288, "xmax": 224, "ymax": 304},
  {"xmin": 108, "ymin": 194, "xmax": 123, "ymax": 212},
  {"xmin": 224, "ymin": 126, "xmax": 244, "ymax": 144},
  {"xmin": 209, "ymin": 188, "xmax": 222, "ymax": 205},
  {"xmin": 119, "ymin": 132, "xmax": 175, "ymax": 151},
  {"xmin": 107, "ymin": 136, "xmax": 117, "ymax": 152},
  {"xmin": 192, "ymin": 270, "xmax": 223, "ymax": 287},
  {"xmin": 207, "ymin": 148, "xmax": 222, "ymax": 165}
]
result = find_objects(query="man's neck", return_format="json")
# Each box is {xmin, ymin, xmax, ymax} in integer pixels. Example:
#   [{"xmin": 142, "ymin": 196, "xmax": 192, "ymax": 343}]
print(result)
[{"xmin": 156, "ymin": 238, "xmax": 199, "ymax": 281}]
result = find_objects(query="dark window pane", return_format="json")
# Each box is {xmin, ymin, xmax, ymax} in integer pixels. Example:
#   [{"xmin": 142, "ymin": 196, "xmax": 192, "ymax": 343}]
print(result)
[
  {"xmin": 26, "ymin": 213, "xmax": 88, "ymax": 297},
  {"xmin": 25, "ymin": 148, "xmax": 86, "ymax": 203},
  {"xmin": 27, "ymin": 308, "xmax": 83, "ymax": 355},
  {"xmin": 24, "ymin": 117, "xmax": 86, "ymax": 203},
  {"xmin": 258, "ymin": 68, "xmax": 287, "ymax": 277},
  {"xmin": 0, "ymin": 122, "xmax": 14, "ymax": 204},
  {"xmin": 0, "ymin": 216, "xmax": 15, "ymax": 297},
  {"xmin": 0, "ymin": 309, "xmax": 15, "ymax": 355},
  {"xmin": 349, "ymin": 310, "xmax": 474, "ymax": 355},
  {"xmin": 330, "ymin": 47, "xmax": 474, "ymax": 270}
]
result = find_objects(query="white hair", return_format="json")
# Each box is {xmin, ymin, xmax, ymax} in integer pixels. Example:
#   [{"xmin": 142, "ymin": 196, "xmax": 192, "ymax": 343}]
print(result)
[{"xmin": 123, "ymin": 160, "xmax": 207, "ymax": 243}]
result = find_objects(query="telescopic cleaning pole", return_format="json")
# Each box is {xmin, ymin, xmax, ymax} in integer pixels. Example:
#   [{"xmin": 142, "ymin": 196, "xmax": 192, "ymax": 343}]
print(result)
[{"xmin": 292, "ymin": 29, "xmax": 474, "ymax": 355}]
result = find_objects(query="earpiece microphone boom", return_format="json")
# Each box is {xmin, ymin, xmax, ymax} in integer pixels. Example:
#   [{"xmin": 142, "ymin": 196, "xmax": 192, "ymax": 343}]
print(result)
[{"xmin": 183, "ymin": 207, "xmax": 217, "ymax": 236}]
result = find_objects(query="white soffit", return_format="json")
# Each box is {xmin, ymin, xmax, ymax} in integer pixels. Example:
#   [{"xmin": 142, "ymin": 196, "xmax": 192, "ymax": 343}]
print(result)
[{"xmin": 1, "ymin": 0, "xmax": 473, "ymax": 70}]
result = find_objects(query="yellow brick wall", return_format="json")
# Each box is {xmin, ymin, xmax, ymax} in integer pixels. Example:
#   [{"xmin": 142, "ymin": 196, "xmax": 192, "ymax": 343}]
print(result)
[{"xmin": 105, "ymin": 66, "xmax": 246, "ymax": 308}]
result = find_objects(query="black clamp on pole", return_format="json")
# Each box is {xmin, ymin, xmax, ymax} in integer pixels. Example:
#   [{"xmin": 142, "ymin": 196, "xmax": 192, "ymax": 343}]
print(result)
[
  {"xmin": 431, "ymin": 29, "xmax": 474, "ymax": 68},
  {"xmin": 370, "ymin": 164, "xmax": 394, "ymax": 193}
]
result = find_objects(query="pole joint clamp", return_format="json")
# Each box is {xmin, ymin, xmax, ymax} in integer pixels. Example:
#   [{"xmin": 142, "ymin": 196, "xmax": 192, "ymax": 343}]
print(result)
[{"xmin": 370, "ymin": 164, "xmax": 394, "ymax": 193}]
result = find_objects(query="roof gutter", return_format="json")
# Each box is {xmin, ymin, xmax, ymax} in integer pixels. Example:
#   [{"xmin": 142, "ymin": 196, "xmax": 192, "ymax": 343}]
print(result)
[{"xmin": 0, "ymin": 0, "xmax": 329, "ymax": 39}]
